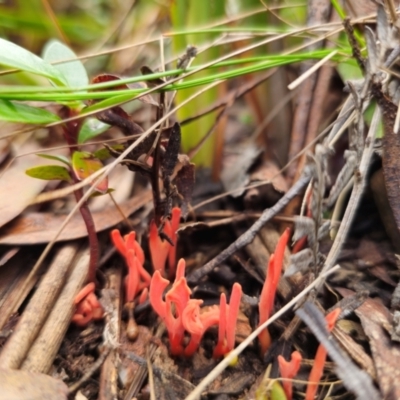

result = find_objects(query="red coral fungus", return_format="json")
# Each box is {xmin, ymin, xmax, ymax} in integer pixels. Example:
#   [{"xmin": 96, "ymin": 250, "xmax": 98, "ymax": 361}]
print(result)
[
  {"xmin": 149, "ymin": 256, "xmax": 244, "ymax": 358},
  {"xmin": 111, "ymin": 229, "xmax": 150, "ymax": 303},
  {"xmin": 149, "ymin": 207, "xmax": 181, "ymax": 278},
  {"xmin": 213, "ymin": 283, "xmax": 243, "ymax": 358},
  {"xmin": 149, "ymin": 258, "xmax": 191, "ymax": 355},
  {"xmin": 182, "ymin": 300, "xmax": 220, "ymax": 357},
  {"xmin": 278, "ymin": 350, "xmax": 302, "ymax": 400},
  {"xmin": 71, "ymin": 283, "xmax": 103, "ymax": 326},
  {"xmin": 305, "ymin": 308, "xmax": 341, "ymax": 400},
  {"xmin": 258, "ymin": 228, "xmax": 290, "ymax": 356}
]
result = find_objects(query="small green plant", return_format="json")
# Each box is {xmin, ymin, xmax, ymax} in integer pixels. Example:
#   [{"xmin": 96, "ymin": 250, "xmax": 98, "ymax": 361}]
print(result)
[{"xmin": 0, "ymin": 38, "xmax": 109, "ymax": 287}]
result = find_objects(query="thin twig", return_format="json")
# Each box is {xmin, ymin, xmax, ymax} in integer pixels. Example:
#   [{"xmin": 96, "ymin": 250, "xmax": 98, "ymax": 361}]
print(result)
[
  {"xmin": 68, "ymin": 346, "xmax": 111, "ymax": 394},
  {"xmin": 288, "ymin": 50, "xmax": 337, "ymax": 90},
  {"xmin": 187, "ymin": 165, "xmax": 314, "ymax": 284}
]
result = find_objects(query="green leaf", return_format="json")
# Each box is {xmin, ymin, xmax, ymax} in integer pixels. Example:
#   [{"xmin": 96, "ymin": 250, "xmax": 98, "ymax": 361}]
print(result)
[
  {"xmin": 0, "ymin": 99, "xmax": 60, "ymax": 124},
  {"xmin": 42, "ymin": 39, "xmax": 89, "ymax": 89},
  {"xmin": 72, "ymin": 151, "xmax": 108, "ymax": 193},
  {"xmin": 365, "ymin": 102, "xmax": 384, "ymax": 138},
  {"xmin": 25, "ymin": 165, "xmax": 71, "ymax": 182},
  {"xmin": 93, "ymin": 147, "xmax": 111, "ymax": 161},
  {"xmin": 0, "ymin": 38, "xmax": 67, "ymax": 86},
  {"xmin": 37, "ymin": 153, "xmax": 70, "ymax": 166},
  {"xmin": 78, "ymin": 118, "xmax": 110, "ymax": 143},
  {"xmin": 93, "ymin": 144, "xmax": 124, "ymax": 161},
  {"xmin": 337, "ymin": 60, "xmax": 362, "ymax": 82},
  {"xmin": 270, "ymin": 381, "xmax": 287, "ymax": 400}
]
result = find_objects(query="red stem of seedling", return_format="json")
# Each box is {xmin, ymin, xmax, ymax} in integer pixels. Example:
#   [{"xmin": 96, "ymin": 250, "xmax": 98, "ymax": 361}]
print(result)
[
  {"xmin": 63, "ymin": 109, "xmax": 99, "ymax": 284},
  {"xmin": 72, "ymin": 182, "xmax": 99, "ymax": 283}
]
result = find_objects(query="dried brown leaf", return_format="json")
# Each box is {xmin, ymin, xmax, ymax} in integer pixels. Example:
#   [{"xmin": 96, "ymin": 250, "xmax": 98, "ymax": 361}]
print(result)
[
  {"xmin": 355, "ymin": 297, "xmax": 400, "ymax": 399},
  {"xmin": 0, "ymin": 142, "xmax": 67, "ymax": 228},
  {"xmin": 0, "ymin": 369, "xmax": 68, "ymax": 400},
  {"xmin": 244, "ymin": 160, "xmax": 288, "ymax": 208},
  {"xmin": 221, "ymin": 142, "xmax": 262, "ymax": 198},
  {"xmin": 0, "ymin": 190, "xmax": 151, "ymax": 245}
]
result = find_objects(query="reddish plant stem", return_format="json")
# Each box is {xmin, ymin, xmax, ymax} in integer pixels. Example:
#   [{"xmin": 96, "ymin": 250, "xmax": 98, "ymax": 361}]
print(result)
[
  {"xmin": 63, "ymin": 111, "xmax": 99, "ymax": 284},
  {"xmin": 71, "ymin": 179, "xmax": 99, "ymax": 283}
]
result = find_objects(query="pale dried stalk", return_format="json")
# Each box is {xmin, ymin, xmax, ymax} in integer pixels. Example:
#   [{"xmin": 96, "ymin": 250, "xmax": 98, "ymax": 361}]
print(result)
[
  {"xmin": 0, "ymin": 253, "xmax": 37, "ymax": 331},
  {"xmin": 325, "ymin": 150, "xmax": 357, "ymax": 208},
  {"xmin": 330, "ymin": 177, "xmax": 354, "ymax": 239},
  {"xmin": 99, "ymin": 267, "xmax": 123, "ymax": 400},
  {"xmin": 0, "ymin": 243, "xmax": 79, "ymax": 369},
  {"xmin": 319, "ymin": 106, "xmax": 380, "ymax": 278},
  {"xmin": 288, "ymin": 50, "xmax": 338, "ymax": 90},
  {"xmin": 21, "ymin": 248, "xmax": 90, "ymax": 373}
]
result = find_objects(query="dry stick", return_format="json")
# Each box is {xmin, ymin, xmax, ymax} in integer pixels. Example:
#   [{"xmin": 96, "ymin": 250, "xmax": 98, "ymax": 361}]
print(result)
[
  {"xmin": 123, "ymin": 325, "xmax": 165, "ymax": 400},
  {"xmin": 21, "ymin": 248, "xmax": 90, "ymax": 373},
  {"xmin": 147, "ymin": 347, "xmax": 157, "ymax": 400},
  {"xmin": 41, "ymin": 0, "xmax": 69, "ymax": 44},
  {"xmin": 187, "ymin": 165, "xmax": 314, "ymax": 284},
  {"xmin": 287, "ymin": 50, "xmax": 338, "ymax": 90},
  {"xmin": 279, "ymin": 95, "xmax": 374, "ymax": 347},
  {"xmin": 68, "ymin": 347, "xmax": 112, "ymax": 394},
  {"xmin": 0, "ymin": 243, "xmax": 79, "ymax": 369},
  {"xmin": 319, "ymin": 105, "xmax": 380, "ymax": 279},
  {"xmin": 329, "ymin": 177, "xmax": 354, "ymax": 239},
  {"xmin": 99, "ymin": 268, "xmax": 123, "ymax": 400},
  {"xmin": 0, "ymin": 255, "xmax": 39, "ymax": 331},
  {"xmin": 297, "ymin": 302, "xmax": 379, "ymax": 400},
  {"xmin": 184, "ymin": 265, "xmax": 340, "ymax": 400}
]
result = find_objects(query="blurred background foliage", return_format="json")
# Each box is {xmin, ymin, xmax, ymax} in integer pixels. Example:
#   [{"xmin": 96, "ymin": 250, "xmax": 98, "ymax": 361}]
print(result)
[{"xmin": 0, "ymin": 0, "xmax": 307, "ymax": 169}]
